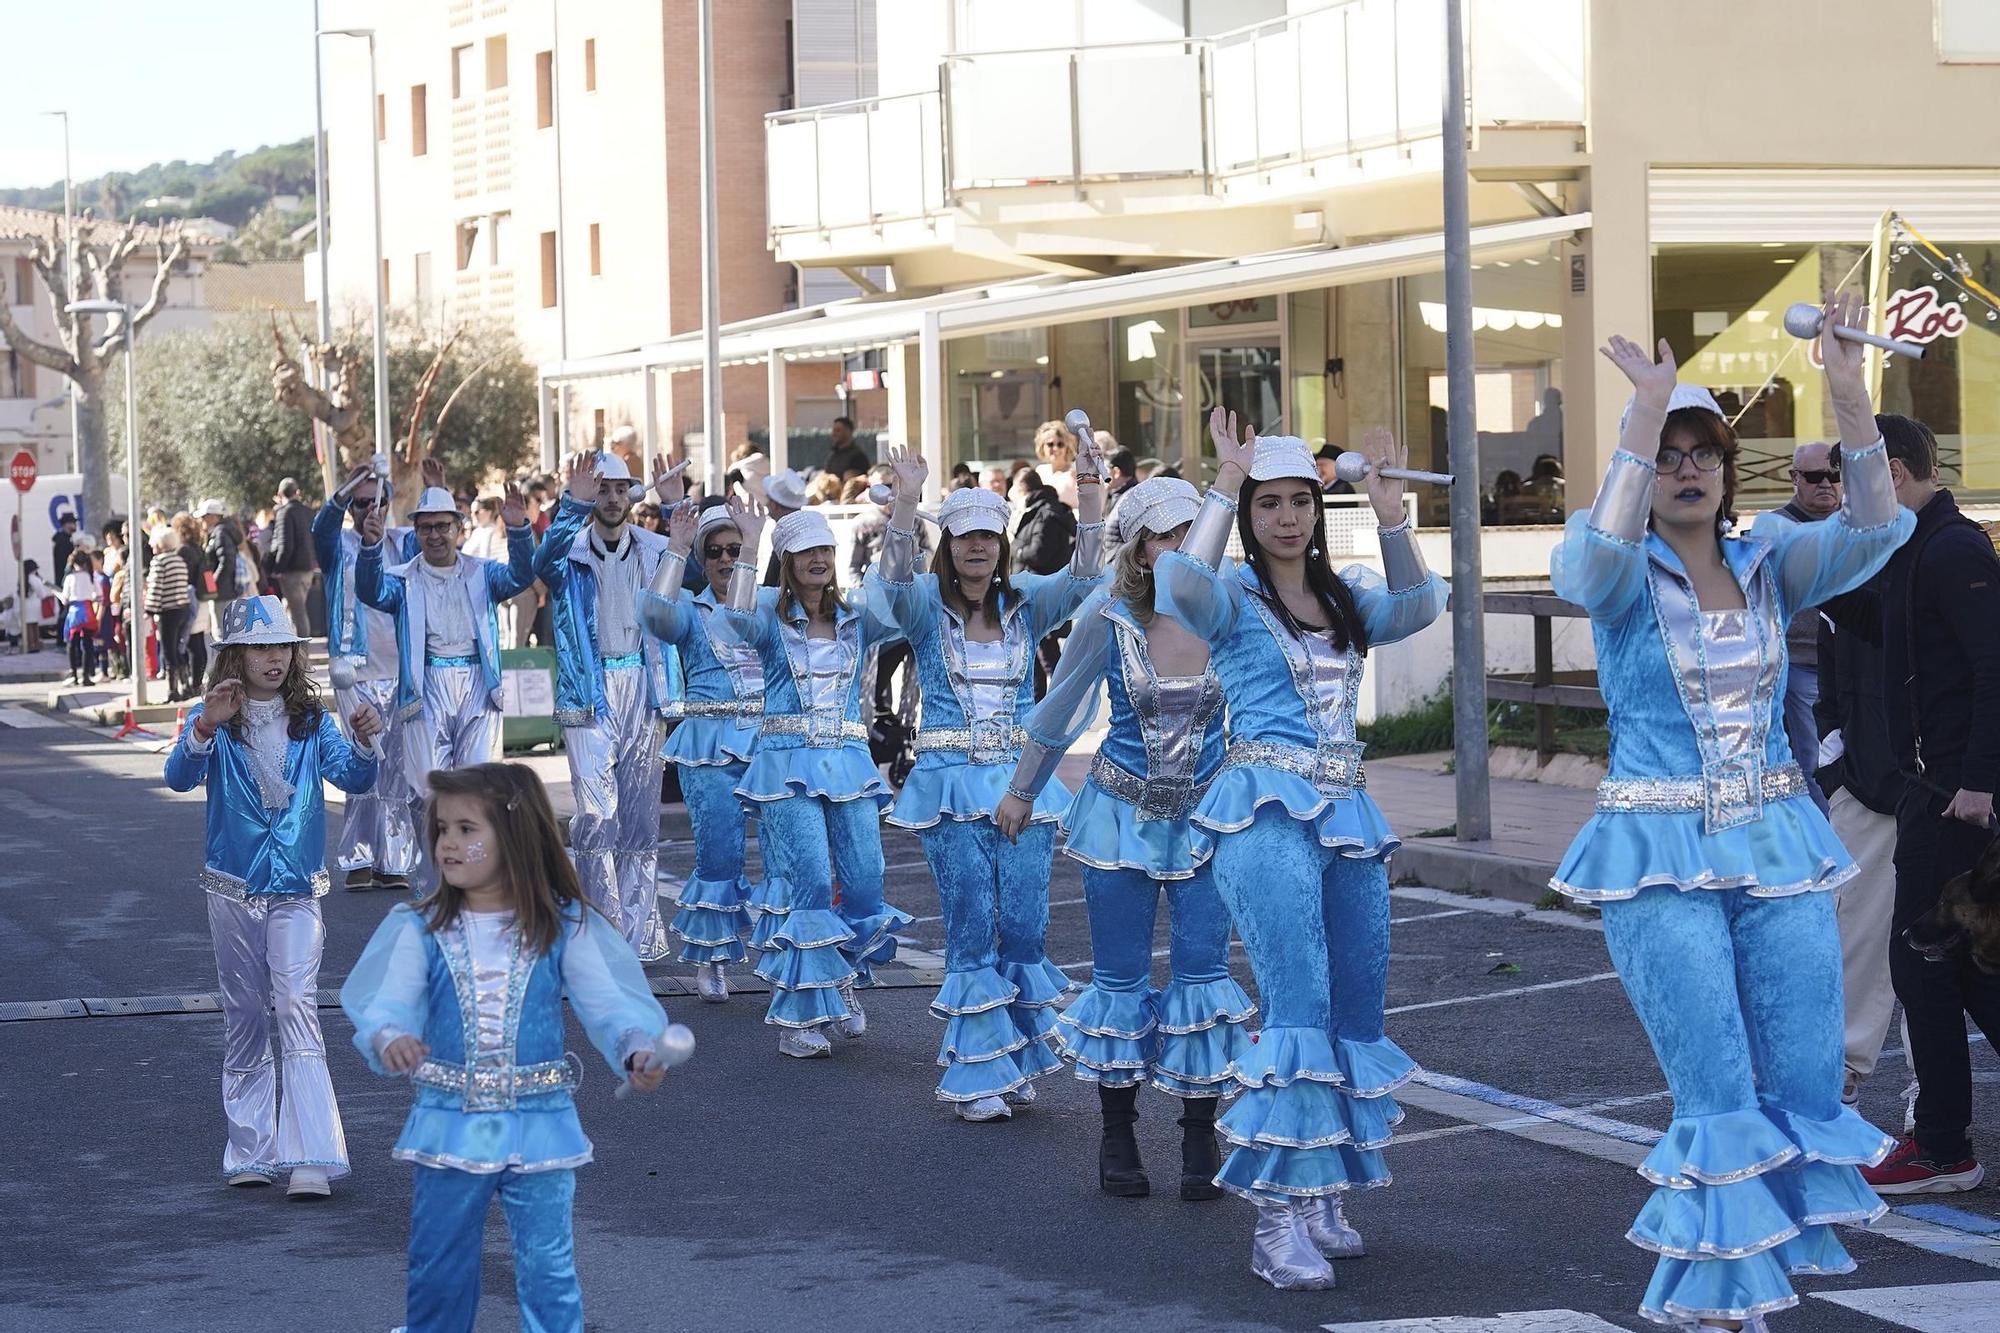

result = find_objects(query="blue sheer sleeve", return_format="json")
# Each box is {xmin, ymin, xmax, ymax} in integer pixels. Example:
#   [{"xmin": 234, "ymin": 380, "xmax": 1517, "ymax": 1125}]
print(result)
[
  {"xmin": 1747, "ymin": 439, "xmax": 1916, "ymax": 613},
  {"xmin": 638, "ymin": 589, "xmax": 696, "ymax": 648},
  {"xmin": 1344, "ymin": 564, "xmax": 1448, "ymax": 648},
  {"xmin": 1154, "ymin": 551, "xmax": 1243, "ymax": 645},
  {"xmin": 561, "ymin": 907, "xmax": 671, "ymax": 1074},
  {"xmin": 339, "ymin": 904, "xmax": 433, "ymax": 1076},
  {"xmin": 1011, "ymin": 593, "xmax": 1112, "ymax": 799},
  {"xmin": 1018, "ymin": 565, "xmax": 1105, "ymax": 643}
]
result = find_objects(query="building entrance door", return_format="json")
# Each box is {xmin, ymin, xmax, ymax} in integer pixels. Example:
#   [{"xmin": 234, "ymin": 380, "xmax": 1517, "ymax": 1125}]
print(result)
[{"xmin": 1186, "ymin": 340, "xmax": 1282, "ymax": 479}]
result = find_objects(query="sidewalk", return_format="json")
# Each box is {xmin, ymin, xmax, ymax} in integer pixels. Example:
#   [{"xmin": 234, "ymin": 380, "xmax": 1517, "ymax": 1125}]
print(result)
[{"xmin": 1364, "ymin": 752, "xmax": 1595, "ymax": 904}]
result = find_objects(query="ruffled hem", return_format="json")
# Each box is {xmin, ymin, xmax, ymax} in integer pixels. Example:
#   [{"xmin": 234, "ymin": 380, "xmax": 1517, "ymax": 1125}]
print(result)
[
  {"xmin": 1550, "ymin": 803, "xmax": 1858, "ymax": 903},
  {"xmin": 932, "ymin": 966, "xmax": 1066, "ymax": 1099},
  {"xmin": 736, "ymin": 745, "xmax": 890, "ymax": 807},
  {"xmin": 1629, "ymin": 1161, "xmax": 1886, "ymax": 1260},
  {"xmin": 1330, "ymin": 1033, "xmax": 1418, "ymax": 1099},
  {"xmin": 1057, "ymin": 780, "xmax": 1208, "ymax": 879},
  {"xmin": 1639, "ymin": 1226, "xmax": 1857, "ymax": 1327},
  {"xmin": 839, "ymin": 904, "xmax": 914, "ymax": 985},
  {"xmin": 1187, "ymin": 769, "xmax": 1400, "ymax": 858},
  {"xmin": 669, "ymin": 873, "xmax": 752, "ymax": 963},
  {"xmin": 661, "ymin": 718, "xmax": 759, "ymax": 768},
  {"xmin": 935, "ymin": 1038, "xmax": 1062, "ymax": 1103},
  {"xmin": 393, "ymin": 1106, "xmax": 592, "ymax": 1175},
  {"xmin": 1150, "ymin": 977, "xmax": 1257, "ymax": 1097},
  {"xmin": 756, "ymin": 908, "xmax": 858, "ymax": 1029},
  {"xmin": 1055, "ymin": 985, "xmax": 1155, "ymax": 1080},
  {"xmin": 1155, "ymin": 976, "xmax": 1258, "ymax": 1035},
  {"xmin": 887, "ymin": 758, "xmax": 1071, "ymax": 830},
  {"xmin": 930, "ymin": 968, "xmax": 1016, "ymax": 1017},
  {"xmin": 744, "ymin": 876, "xmax": 792, "ymax": 951},
  {"xmin": 1214, "ymin": 1026, "xmax": 1405, "ymax": 1201},
  {"xmin": 999, "ymin": 957, "xmax": 1076, "ymax": 1009},
  {"xmin": 1638, "ymin": 1106, "xmax": 1894, "ymax": 1187}
]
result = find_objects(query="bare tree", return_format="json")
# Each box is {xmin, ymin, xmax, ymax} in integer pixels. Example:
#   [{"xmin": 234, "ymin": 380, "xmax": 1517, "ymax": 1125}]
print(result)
[{"xmin": 0, "ymin": 215, "xmax": 188, "ymax": 524}]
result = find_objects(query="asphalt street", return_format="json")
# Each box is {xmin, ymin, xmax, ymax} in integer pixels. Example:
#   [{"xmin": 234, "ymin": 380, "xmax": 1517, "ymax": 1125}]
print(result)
[{"xmin": 4, "ymin": 706, "xmax": 2000, "ymax": 1332}]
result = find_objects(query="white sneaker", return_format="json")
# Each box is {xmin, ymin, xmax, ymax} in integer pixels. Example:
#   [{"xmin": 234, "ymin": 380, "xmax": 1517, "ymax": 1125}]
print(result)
[
  {"xmin": 1004, "ymin": 1080, "xmax": 1037, "ymax": 1107},
  {"xmin": 286, "ymin": 1166, "xmax": 331, "ymax": 1199},
  {"xmin": 778, "ymin": 1028, "xmax": 832, "ymax": 1059},
  {"xmin": 226, "ymin": 1171, "xmax": 272, "ymax": 1188},
  {"xmin": 956, "ymin": 1095, "xmax": 1013, "ymax": 1122},
  {"xmin": 834, "ymin": 981, "xmax": 866, "ymax": 1038},
  {"xmin": 696, "ymin": 961, "xmax": 730, "ymax": 1003}
]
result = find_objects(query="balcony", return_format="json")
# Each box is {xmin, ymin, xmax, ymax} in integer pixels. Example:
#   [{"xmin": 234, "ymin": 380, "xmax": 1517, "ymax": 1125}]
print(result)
[{"xmin": 765, "ymin": 0, "xmax": 1585, "ymax": 254}]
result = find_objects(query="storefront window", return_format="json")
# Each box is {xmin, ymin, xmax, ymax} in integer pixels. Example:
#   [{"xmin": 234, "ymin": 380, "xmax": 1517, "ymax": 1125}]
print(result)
[
  {"xmin": 1113, "ymin": 309, "xmax": 1184, "ymax": 469},
  {"xmin": 1400, "ymin": 260, "xmax": 1566, "ymax": 526},
  {"xmin": 1877, "ymin": 240, "xmax": 2000, "ymax": 495},
  {"xmin": 947, "ymin": 327, "xmax": 1050, "ymax": 470}
]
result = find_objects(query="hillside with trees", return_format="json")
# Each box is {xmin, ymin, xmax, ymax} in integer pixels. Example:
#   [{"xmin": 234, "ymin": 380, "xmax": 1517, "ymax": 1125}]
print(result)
[{"xmin": 0, "ymin": 138, "xmax": 316, "ymax": 242}]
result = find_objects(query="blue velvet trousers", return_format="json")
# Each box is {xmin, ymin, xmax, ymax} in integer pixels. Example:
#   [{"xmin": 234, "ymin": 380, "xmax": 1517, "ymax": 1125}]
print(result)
[
  {"xmin": 669, "ymin": 763, "xmax": 752, "ymax": 965},
  {"xmin": 404, "ymin": 1165, "xmax": 581, "ymax": 1333},
  {"xmin": 753, "ymin": 794, "xmax": 898, "ymax": 1029},
  {"xmin": 1600, "ymin": 886, "xmax": 1891, "ymax": 1325}
]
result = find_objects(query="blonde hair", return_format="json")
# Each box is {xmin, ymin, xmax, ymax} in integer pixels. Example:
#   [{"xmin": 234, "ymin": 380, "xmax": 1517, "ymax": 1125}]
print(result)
[
  {"xmin": 1108, "ymin": 530, "xmax": 1158, "ymax": 624},
  {"xmin": 1033, "ymin": 420, "xmax": 1076, "ymax": 463},
  {"xmin": 806, "ymin": 472, "xmax": 845, "ymax": 506},
  {"xmin": 778, "ymin": 549, "xmax": 847, "ymax": 622}
]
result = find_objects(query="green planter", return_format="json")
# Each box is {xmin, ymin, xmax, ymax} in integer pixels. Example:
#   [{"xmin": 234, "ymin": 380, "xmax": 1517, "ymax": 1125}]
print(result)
[{"xmin": 499, "ymin": 646, "xmax": 563, "ymax": 754}]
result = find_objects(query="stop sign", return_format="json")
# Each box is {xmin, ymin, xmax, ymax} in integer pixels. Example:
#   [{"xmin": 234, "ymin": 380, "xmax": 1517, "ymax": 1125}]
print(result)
[{"xmin": 7, "ymin": 450, "xmax": 33, "ymax": 493}]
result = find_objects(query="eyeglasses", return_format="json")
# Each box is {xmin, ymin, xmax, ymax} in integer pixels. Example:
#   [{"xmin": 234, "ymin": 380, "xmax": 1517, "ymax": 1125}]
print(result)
[
  {"xmin": 1655, "ymin": 444, "xmax": 1727, "ymax": 474},
  {"xmin": 703, "ymin": 543, "xmax": 743, "ymax": 560},
  {"xmin": 1794, "ymin": 468, "xmax": 1841, "ymax": 485},
  {"xmin": 415, "ymin": 521, "xmax": 459, "ymax": 537}
]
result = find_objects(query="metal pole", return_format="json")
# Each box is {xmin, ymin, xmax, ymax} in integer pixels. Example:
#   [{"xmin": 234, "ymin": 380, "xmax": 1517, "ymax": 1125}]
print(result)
[
  {"xmin": 365, "ymin": 34, "xmax": 391, "ymax": 486},
  {"xmin": 697, "ymin": 0, "xmax": 725, "ymax": 493},
  {"xmin": 121, "ymin": 311, "xmax": 145, "ymax": 708},
  {"xmin": 1442, "ymin": 0, "xmax": 1489, "ymax": 841},
  {"xmin": 310, "ymin": 0, "xmax": 337, "ymax": 495},
  {"xmin": 551, "ymin": 0, "xmax": 570, "ymax": 370},
  {"xmin": 44, "ymin": 111, "xmax": 80, "ymax": 474}
]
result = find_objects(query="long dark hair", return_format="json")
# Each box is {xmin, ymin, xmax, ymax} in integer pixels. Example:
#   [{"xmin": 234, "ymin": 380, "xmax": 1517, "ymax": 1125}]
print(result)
[
  {"xmin": 1236, "ymin": 477, "xmax": 1369, "ymax": 654},
  {"xmin": 940, "ymin": 530, "xmax": 1015, "ymax": 621},
  {"xmin": 208, "ymin": 642, "xmax": 324, "ymax": 740},
  {"xmin": 1651, "ymin": 406, "xmax": 1741, "ymax": 537},
  {"xmin": 421, "ymin": 763, "xmax": 583, "ymax": 955}
]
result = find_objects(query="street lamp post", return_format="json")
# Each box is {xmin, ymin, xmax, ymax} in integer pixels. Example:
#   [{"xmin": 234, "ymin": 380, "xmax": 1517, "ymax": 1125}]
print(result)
[
  {"xmin": 66, "ymin": 298, "xmax": 143, "ymax": 708},
  {"xmin": 317, "ymin": 27, "xmax": 391, "ymax": 490},
  {"xmin": 308, "ymin": 1, "xmax": 338, "ymax": 495}
]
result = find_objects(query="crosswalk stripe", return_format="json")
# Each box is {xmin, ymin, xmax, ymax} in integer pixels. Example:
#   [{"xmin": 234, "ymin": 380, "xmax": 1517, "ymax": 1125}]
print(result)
[
  {"xmin": 1813, "ymin": 1279, "xmax": 2000, "ymax": 1330},
  {"xmin": 0, "ymin": 706, "xmax": 68, "ymax": 728},
  {"xmin": 1320, "ymin": 1312, "xmax": 1632, "ymax": 1332}
]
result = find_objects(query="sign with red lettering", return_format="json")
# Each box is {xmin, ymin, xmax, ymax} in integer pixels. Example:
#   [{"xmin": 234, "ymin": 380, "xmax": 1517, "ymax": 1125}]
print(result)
[
  {"xmin": 1883, "ymin": 284, "xmax": 1968, "ymax": 347},
  {"xmin": 8, "ymin": 450, "xmax": 34, "ymax": 493}
]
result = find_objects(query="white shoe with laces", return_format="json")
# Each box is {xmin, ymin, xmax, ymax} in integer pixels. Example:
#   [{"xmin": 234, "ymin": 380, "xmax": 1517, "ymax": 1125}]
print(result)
[
  {"xmin": 1004, "ymin": 1080, "xmax": 1037, "ymax": 1107},
  {"xmin": 834, "ymin": 981, "xmax": 866, "ymax": 1038},
  {"xmin": 286, "ymin": 1166, "xmax": 331, "ymax": 1199},
  {"xmin": 778, "ymin": 1028, "xmax": 833, "ymax": 1059},
  {"xmin": 956, "ymin": 1095, "xmax": 1012, "ymax": 1122},
  {"xmin": 696, "ymin": 961, "xmax": 730, "ymax": 1003}
]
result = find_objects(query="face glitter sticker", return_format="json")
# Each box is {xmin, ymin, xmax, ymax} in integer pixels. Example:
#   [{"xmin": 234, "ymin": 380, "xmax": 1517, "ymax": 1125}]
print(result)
[{"xmin": 462, "ymin": 840, "xmax": 489, "ymax": 865}]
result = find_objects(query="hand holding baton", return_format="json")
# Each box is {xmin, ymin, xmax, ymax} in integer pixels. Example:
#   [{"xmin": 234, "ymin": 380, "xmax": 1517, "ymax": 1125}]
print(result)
[
  {"xmin": 615, "ymin": 1022, "xmax": 696, "ymax": 1099},
  {"xmin": 1334, "ymin": 453, "xmax": 1454, "ymax": 487},
  {"xmin": 1783, "ymin": 301, "xmax": 1927, "ymax": 360}
]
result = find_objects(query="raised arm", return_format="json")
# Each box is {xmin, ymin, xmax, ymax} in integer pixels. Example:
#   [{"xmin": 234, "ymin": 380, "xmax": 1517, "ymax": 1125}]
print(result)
[
  {"xmin": 865, "ymin": 445, "xmax": 940, "ymax": 642},
  {"xmin": 1549, "ymin": 336, "xmax": 1673, "ymax": 618},
  {"xmin": 354, "ymin": 505, "xmax": 405, "ymax": 613},
  {"xmin": 484, "ymin": 485, "xmax": 538, "ymax": 599},
  {"xmin": 1010, "ymin": 592, "xmax": 1113, "ymax": 801},
  {"xmin": 710, "ymin": 497, "xmax": 778, "ymax": 650},
  {"xmin": 639, "ymin": 500, "xmax": 700, "ymax": 645},
  {"xmin": 1154, "ymin": 407, "xmax": 1254, "ymax": 644},
  {"xmin": 312, "ymin": 465, "xmax": 370, "ymax": 573}
]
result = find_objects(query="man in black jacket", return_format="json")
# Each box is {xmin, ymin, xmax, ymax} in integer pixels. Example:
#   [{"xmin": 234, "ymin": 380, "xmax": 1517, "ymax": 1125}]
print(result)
[
  {"xmin": 1813, "ymin": 575, "xmax": 1902, "ymax": 1106},
  {"xmin": 1865, "ymin": 413, "xmax": 2000, "ymax": 1195},
  {"xmin": 265, "ymin": 477, "xmax": 318, "ymax": 639}
]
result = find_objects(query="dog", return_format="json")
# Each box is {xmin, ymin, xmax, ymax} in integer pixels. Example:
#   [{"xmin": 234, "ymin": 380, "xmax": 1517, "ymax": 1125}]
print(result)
[{"xmin": 1904, "ymin": 829, "xmax": 2000, "ymax": 974}]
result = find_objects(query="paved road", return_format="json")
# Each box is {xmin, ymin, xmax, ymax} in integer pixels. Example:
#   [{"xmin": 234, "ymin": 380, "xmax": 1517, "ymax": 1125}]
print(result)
[{"xmin": 3, "ymin": 705, "xmax": 1999, "ymax": 1333}]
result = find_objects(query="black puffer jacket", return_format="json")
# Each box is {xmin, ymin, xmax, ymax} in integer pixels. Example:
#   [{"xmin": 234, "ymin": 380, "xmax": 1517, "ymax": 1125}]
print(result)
[{"xmin": 1010, "ymin": 488, "xmax": 1075, "ymax": 576}]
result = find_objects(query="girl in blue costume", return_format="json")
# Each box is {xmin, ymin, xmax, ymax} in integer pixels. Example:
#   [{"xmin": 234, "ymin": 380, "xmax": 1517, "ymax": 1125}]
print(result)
[
  {"xmin": 640, "ymin": 501, "xmax": 767, "ymax": 1005},
  {"xmin": 871, "ymin": 443, "xmax": 1106, "ymax": 1121},
  {"xmin": 996, "ymin": 475, "xmax": 1256, "ymax": 1200},
  {"xmin": 709, "ymin": 500, "xmax": 914, "ymax": 1060},
  {"xmin": 1551, "ymin": 299, "xmax": 1909, "ymax": 1332},
  {"xmin": 1154, "ymin": 413, "xmax": 1446, "ymax": 1291},
  {"xmin": 342, "ymin": 762, "xmax": 677, "ymax": 1333}
]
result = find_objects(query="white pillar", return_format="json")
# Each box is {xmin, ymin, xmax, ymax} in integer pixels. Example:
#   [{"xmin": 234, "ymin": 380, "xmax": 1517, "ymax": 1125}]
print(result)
[
  {"xmin": 766, "ymin": 354, "xmax": 790, "ymax": 472},
  {"xmin": 641, "ymin": 368, "xmax": 660, "ymax": 464},
  {"xmin": 919, "ymin": 313, "xmax": 943, "ymax": 504},
  {"xmin": 537, "ymin": 377, "xmax": 557, "ymax": 470},
  {"xmin": 886, "ymin": 343, "xmax": 913, "ymax": 449}
]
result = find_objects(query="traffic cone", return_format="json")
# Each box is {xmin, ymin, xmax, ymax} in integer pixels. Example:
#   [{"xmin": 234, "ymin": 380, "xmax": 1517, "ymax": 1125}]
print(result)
[{"xmin": 113, "ymin": 700, "xmax": 141, "ymax": 740}]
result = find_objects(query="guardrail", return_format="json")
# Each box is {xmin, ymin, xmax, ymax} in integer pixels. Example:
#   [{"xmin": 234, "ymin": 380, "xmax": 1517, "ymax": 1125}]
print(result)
[
  {"xmin": 765, "ymin": 89, "xmax": 946, "ymax": 236},
  {"xmin": 1481, "ymin": 590, "xmax": 1603, "ymax": 767}
]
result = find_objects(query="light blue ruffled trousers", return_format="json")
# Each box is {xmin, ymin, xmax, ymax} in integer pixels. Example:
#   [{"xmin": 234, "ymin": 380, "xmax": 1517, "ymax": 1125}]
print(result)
[
  {"xmin": 919, "ymin": 819, "xmax": 1074, "ymax": 1100},
  {"xmin": 1601, "ymin": 886, "xmax": 1892, "ymax": 1327},
  {"xmin": 1058, "ymin": 863, "xmax": 1256, "ymax": 1096},
  {"xmin": 670, "ymin": 763, "xmax": 753, "ymax": 965},
  {"xmin": 754, "ymin": 793, "xmax": 900, "ymax": 1029},
  {"xmin": 1207, "ymin": 807, "xmax": 1409, "ymax": 1201},
  {"xmin": 405, "ymin": 1165, "xmax": 580, "ymax": 1333}
]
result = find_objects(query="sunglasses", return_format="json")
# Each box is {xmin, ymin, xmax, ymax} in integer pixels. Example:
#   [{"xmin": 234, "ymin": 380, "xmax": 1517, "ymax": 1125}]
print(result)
[
  {"xmin": 1655, "ymin": 444, "xmax": 1727, "ymax": 474},
  {"xmin": 1795, "ymin": 468, "xmax": 1841, "ymax": 485},
  {"xmin": 348, "ymin": 498, "xmax": 378, "ymax": 512},
  {"xmin": 703, "ymin": 543, "xmax": 743, "ymax": 560}
]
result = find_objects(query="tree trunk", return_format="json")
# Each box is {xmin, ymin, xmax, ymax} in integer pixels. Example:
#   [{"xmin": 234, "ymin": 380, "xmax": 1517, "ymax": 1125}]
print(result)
[{"xmin": 74, "ymin": 366, "xmax": 112, "ymax": 528}]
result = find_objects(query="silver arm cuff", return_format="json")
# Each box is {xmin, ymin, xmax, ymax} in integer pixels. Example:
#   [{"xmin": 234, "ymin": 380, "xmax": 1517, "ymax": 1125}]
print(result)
[
  {"xmin": 1377, "ymin": 519, "xmax": 1430, "ymax": 592},
  {"xmin": 878, "ymin": 524, "xmax": 918, "ymax": 584},
  {"xmin": 1838, "ymin": 439, "xmax": 1898, "ymax": 530},
  {"xmin": 1069, "ymin": 522, "xmax": 1105, "ymax": 578},
  {"xmin": 1183, "ymin": 491, "xmax": 1237, "ymax": 568},
  {"xmin": 648, "ymin": 549, "xmax": 688, "ymax": 596},
  {"xmin": 724, "ymin": 564, "xmax": 759, "ymax": 613},
  {"xmin": 1587, "ymin": 450, "xmax": 1656, "ymax": 545},
  {"xmin": 1010, "ymin": 739, "xmax": 1065, "ymax": 801}
]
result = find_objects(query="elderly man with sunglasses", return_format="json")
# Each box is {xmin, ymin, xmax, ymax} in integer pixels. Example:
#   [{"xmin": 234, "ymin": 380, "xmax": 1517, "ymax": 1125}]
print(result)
[
  {"xmin": 1760, "ymin": 441, "xmax": 1844, "ymax": 815},
  {"xmin": 316, "ymin": 460, "xmax": 427, "ymax": 889}
]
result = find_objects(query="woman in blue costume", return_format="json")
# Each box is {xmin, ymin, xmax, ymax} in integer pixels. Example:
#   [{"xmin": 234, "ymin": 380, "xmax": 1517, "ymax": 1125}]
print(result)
[
  {"xmin": 342, "ymin": 762, "xmax": 677, "ymax": 1332},
  {"xmin": 1550, "ymin": 298, "xmax": 1909, "ymax": 1332},
  {"xmin": 640, "ymin": 501, "xmax": 766, "ymax": 1005},
  {"xmin": 996, "ymin": 475, "xmax": 1255, "ymax": 1200},
  {"xmin": 870, "ymin": 442, "xmax": 1105, "ymax": 1122},
  {"xmin": 1153, "ymin": 413, "xmax": 1446, "ymax": 1291},
  {"xmin": 709, "ymin": 500, "xmax": 913, "ymax": 1060}
]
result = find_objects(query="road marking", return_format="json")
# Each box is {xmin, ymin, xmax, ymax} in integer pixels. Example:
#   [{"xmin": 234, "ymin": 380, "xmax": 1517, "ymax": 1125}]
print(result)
[
  {"xmin": 1814, "ymin": 1279, "xmax": 2000, "ymax": 1328},
  {"xmin": 1393, "ymin": 1089, "xmax": 1673, "ymax": 1146},
  {"xmin": 1385, "ymin": 970, "xmax": 1620, "ymax": 1016},
  {"xmin": 1390, "ymin": 908, "xmax": 1474, "ymax": 925},
  {"xmin": 1392, "ymin": 884, "xmax": 1605, "ymax": 933},
  {"xmin": 1321, "ymin": 1312, "xmax": 1631, "ymax": 1332},
  {"xmin": 907, "ymin": 896, "xmax": 1087, "ymax": 927},
  {"xmin": 0, "ymin": 707, "xmax": 68, "ymax": 728}
]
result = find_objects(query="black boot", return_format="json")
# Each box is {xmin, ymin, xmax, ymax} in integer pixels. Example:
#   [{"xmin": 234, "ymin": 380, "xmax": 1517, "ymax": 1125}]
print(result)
[
  {"xmin": 1097, "ymin": 1084, "xmax": 1149, "ymax": 1198},
  {"xmin": 1178, "ymin": 1096, "xmax": 1224, "ymax": 1201}
]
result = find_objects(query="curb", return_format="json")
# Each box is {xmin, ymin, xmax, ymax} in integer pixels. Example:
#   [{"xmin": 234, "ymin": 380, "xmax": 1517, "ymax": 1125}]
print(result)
[{"xmin": 1392, "ymin": 838, "xmax": 1559, "ymax": 906}]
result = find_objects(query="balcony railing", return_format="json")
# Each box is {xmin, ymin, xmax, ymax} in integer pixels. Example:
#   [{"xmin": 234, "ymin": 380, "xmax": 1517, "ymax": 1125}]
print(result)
[{"xmin": 764, "ymin": 0, "xmax": 1585, "ymax": 241}]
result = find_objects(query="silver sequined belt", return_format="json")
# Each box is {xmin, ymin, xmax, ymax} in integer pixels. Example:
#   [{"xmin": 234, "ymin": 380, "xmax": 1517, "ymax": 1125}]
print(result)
[
  {"xmin": 1222, "ymin": 739, "xmax": 1367, "ymax": 795},
  {"xmin": 1089, "ymin": 753, "xmax": 1211, "ymax": 822},
  {"xmin": 411, "ymin": 1055, "xmax": 581, "ymax": 1111},
  {"xmin": 915, "ymin": 722, "xmax": 1029, "ymax": 765},
  {"xmin": 200, "ymin": 866, "xmax": 330, "ymax": 907},
  {"xmin": 760, "ymin": 713, "xmax": 868, "ymax": 747},
  {"xmin": 1595, "ymin": 762, "xmax": 1809, "ymax": 814},
  {"xmin": 667, "ymin": 698, "xmax": 762, "ymax": 721}
]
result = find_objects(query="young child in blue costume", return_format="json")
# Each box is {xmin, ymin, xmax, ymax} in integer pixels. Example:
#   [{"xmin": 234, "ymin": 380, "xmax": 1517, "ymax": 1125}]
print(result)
[
  {"xmin": 707, "ymin": 499, "xmax": 914, "ymax": 1060},
  {"xmin": 870, "ymin": 443, "xmax": 1106, "ymax": 1122},
  {"xmin": 997, "ymin": 475, "xmax": 1255, "ymax": 1201},
  {"xmin": 1550, "ymin": 299, "xmax": 1910, "ymax": 1332},
  {"xmin": 342, "ymin": 762, "xmax": 678, "ymax": 1333},
  {"xmin": 640, "ymin": 500, "xmax": 767, "ymax": 1004},
  {"xmin": 1155, "ymin": 413, "xmax": 1446, "ymax": 1291},
  {"xmin": 165, "ymin": 594, "xmax": 384, "ymax": 1197}
]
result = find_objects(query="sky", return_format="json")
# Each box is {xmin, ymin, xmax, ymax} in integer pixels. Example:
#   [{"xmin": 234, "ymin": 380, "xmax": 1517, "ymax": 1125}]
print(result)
[{"xmin": 0, "ymin": 1, "xmax": 318, "ymax": 191}]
